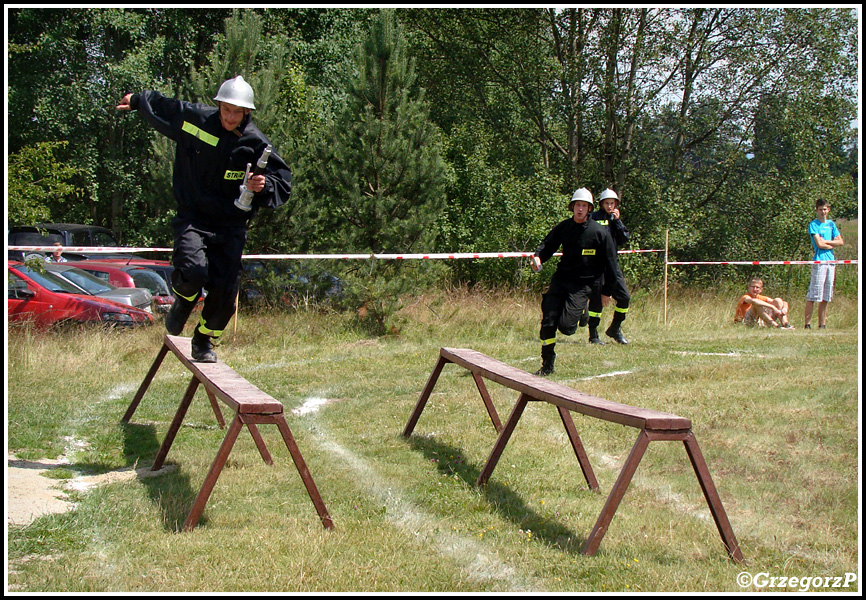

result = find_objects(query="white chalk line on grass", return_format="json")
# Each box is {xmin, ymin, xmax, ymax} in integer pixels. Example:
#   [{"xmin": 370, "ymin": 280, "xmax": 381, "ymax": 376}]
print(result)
[
  {"xmin": 291, "ymin": 396, "xmax": 333, "ymax": 416},
  {"xmin": 670, "ymin": 350, "xmax": 773, "ymax": 359},
  {"xmin": 295, "ymin": 397, "xmax": 543, "ymax": 592},
  {"xmin": 557, "ymin": 370, "xmax": 634, "ymax": 385}
]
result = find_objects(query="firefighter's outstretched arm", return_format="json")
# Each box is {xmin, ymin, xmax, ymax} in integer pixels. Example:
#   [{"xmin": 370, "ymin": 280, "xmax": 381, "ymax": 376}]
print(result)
[{"xmin": 116, "ymin": 93, "xmax": 133, "ymax": 110}]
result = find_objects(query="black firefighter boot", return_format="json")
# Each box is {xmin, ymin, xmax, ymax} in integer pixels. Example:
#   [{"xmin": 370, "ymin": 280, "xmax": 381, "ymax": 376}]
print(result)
[
  {"xmin": 605, "ymin": 312, "xmax": 629, "ymax": 345},
  {"xmin": 588, "ymin": 327, "xmax": 606, "ymax": 344},
  {"xmin": 191, "ymin": 328, "xmax": 217, "ymax": 363},
  {"xmin": 165, "ymin": 294, "xmax": 197, "ymax": 336},
  {"xmin": 534, "ymin": 344, "xmax": 556, "ymax": 376},
  {"xmin": 588, "ymin": 315, "xmax": 605, "ymax": 345}
]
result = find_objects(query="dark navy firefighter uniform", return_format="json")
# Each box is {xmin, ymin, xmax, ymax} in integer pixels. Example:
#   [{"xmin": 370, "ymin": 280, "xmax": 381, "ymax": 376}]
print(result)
[
  {"xmin": 534, "ymin": 217, "xmax": 620, "ymax": 359},
  {"xmin": 588, "ymin": 207, "xmax": 631, "ymax": 339},
  {"xmin": 129, "ymin": 91, "xmax": 292, "ymax": 340}
]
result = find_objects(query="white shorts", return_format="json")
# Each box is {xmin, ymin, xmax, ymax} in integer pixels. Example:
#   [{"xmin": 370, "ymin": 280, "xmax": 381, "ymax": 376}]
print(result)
[
  {"xmin": 742, "ymin": 308, "xmax": 766, "ymax": 326},
  {"xmin": 806, "ymin": 264, "xmax": 835, "ymax": 302}
]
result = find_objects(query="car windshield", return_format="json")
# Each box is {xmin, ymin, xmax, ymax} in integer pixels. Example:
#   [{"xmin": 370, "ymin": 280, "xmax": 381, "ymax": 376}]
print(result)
[
  {"xmin": 53, "ymin": 267, "xmax": 115, "ymax": 294},
  {"xmin": 130, "ymin": 269, "xmax": 170, "ymax": 295},
  {"xmin": 13, "ymin": 265, "xmax": 87, "ymax": 294},
  {"xmin": 92, "ymin": 231, "xmax": 119, "ymax": 246}
]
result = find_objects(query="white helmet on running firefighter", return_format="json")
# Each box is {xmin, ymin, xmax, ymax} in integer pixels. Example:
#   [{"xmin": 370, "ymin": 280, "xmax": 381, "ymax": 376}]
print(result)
[
  {"xmin": 214, "ymin": 75, "xmax": 256, "ymax": 110},
  {"xmin": 599, "ymin": 188, "xmax": 619, "ymax": 202},
  {"xmin": 569, "ymin": 187, "xmax": 594, "ymax": 210}
]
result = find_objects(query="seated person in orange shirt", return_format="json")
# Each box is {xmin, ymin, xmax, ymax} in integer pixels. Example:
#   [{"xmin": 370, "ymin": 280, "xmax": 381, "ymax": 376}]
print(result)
[{"xmin": 734, "ymin": 277, "xmax": 793, "ymax": 329}]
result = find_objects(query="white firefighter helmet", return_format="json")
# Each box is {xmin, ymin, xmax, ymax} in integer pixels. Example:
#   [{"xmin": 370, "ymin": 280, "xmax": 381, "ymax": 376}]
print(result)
[
  {"xmin": 214, "ymin": 75, "xmax": 255, "ymax": 109},
  {"xmin": 569, "ymin": 187, "xmax": 594, "ymax": 208},
  {"xmin": 599, "ymin": 188, "xmax": 619, "ymax": 203}
]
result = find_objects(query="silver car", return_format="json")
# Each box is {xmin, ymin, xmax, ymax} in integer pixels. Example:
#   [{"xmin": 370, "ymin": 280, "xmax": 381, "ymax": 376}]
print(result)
[{"xmin": 44, "ymin": 263, "xmax": 153, "ymax": 312}]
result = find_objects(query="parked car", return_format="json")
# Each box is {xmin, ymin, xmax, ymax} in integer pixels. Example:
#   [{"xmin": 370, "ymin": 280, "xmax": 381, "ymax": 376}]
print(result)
[
  {"xmin": 71, "ymin": 260, "xmax": 174, "ymax": 314},
  {"xmin": 240, "ymin": 260, "xmax": 343, "ymax": 307},
  {"xmin": 8, "ymin": 261, "xmax": 154, "ymax": 328},
  {"xmin": 8, "ymin": 223, "xmax": 135, "ymax": 261},
  {"xmin": 97, "ymin": 258, "xmax": 175, "ymax": 290},
  {"xmin": 43, "ymin": 262, "xmax": 153, "ymax": 312}
]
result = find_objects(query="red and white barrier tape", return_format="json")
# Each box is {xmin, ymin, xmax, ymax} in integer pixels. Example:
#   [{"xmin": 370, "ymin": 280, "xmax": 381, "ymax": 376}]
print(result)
[
  {"xmin": 668, "ymin": 260, "xmax": 857, "ymax": 266},
  {"xmin": 9, "ymin": 247, "xmax": 662, "ymax": 259},
  {"xmin": 8, "ymin": 246, "xmax": 174, "ymax": 254},
  {"xmin": 12, "ymin": 246, "xmax": 852, "ymax": 265}
]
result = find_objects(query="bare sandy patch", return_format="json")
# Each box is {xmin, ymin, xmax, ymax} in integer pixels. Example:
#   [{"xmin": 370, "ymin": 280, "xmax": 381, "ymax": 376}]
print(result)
[{"xmin": 6, "ymin": 453, "xmax": 174, "ymax": 527}]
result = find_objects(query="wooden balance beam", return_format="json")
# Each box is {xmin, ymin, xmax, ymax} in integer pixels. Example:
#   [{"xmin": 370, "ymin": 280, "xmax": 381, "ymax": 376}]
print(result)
[
  {"xmin": 402, "ymin": 347, "xmax": 743, "ymax": 562},
  {"xmin": 123, "ymin": 335, "xmax": 334, "ymax": 532}
]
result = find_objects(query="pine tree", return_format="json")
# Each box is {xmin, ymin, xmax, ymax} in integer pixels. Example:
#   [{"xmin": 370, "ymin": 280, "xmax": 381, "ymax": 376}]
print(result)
[
  {"xmin": 308, "ymin": 9, "xmax": 447, "ymax": 334},
  {"xmin": 313, "ymin": 9, "xmax": 446, "ymax": 253}
]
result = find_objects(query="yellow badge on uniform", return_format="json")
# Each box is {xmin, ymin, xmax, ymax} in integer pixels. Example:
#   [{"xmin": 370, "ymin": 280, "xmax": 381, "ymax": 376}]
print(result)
[
  {"xmin": 582, "ymin": 249, "xmax": 596, "ymax": 256},
  {"xmin": 224, "ymin": 170, "xmax": 246, "ymax": 181}
]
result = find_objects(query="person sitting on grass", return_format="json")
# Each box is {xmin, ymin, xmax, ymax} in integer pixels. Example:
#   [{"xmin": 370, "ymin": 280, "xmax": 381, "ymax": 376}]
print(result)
[{"xmin": 734, "ymin": 277, "xmax": 794, "ymax": 329}]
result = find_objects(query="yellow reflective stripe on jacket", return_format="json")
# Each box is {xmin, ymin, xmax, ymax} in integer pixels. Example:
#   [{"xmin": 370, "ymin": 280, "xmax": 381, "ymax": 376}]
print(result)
[{"xmin": 182, "ymin": 121, "xmax": 219, "ymax": 147}]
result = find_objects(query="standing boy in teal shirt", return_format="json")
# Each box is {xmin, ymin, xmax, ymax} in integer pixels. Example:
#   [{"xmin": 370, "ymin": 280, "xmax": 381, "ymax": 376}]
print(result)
[{"xmin": 805, "ymin": 198, "xmax": 844, "ymax": 329}]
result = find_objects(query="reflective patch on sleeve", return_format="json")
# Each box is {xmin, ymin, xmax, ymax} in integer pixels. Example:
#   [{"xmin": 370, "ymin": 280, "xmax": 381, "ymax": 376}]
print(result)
[
  {"xmin": 182, "ymin": 121, "xmax": 219, "ymax": 147},
  {"xmin": 582, "ymin": 249, "xmax": 596, "ymax": 255}
]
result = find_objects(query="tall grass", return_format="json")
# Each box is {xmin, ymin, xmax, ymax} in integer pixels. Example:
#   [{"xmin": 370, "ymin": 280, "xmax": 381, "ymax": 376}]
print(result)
[{"xmin": 6, "ymin": 284, "xmax": 860, "ymax": 592}]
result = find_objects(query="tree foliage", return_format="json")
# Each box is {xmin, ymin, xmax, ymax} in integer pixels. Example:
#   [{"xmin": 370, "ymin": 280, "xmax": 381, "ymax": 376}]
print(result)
[
  {"xmin": 301, "ymin": 9, "xmax": 448, "ymax": 333},
  {"xmin": 6, "ymin": 7, "xmax": 858, "ymax": 293},
  {"xmin": 7, "ymin": 142, "xmax": 83, "ymax": 225}
]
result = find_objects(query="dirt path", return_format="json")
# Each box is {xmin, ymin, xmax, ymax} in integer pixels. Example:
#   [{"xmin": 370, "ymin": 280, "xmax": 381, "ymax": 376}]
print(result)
[
  {"xmin": 6, "ymin": 455, "xmax": 76, "ymax": 526},
  {"xmin": 6, "ymin": 453, "xmax": 173, "ymax": 527}
]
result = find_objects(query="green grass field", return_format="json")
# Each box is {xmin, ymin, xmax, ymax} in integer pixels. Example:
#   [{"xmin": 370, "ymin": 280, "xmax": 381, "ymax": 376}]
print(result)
[{"xmin": 6, "ymin": 282, "xmax": 860, "ymax": 592}]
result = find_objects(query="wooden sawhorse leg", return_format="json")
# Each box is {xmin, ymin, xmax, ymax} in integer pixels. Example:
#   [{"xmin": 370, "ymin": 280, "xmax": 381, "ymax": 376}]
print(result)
[
  {"xmin": 557, "ymin": 407, "xmax": 599, "ymax": 491},
  {"xmin": 152, "ymin": 376, "xmax": 201, "ymax": 471},
  {"xmin": 151, "ymin": 375, "xmax": 274, "ymax": 470},
  {"xmin": 402, "ymin": 355, "xmax": 449, "ymax": 437},
  {"xmin": 123, "ymin": 342, "xmax": 170, "ymax": 423},
  {"xmin": 124, "ymin": 341, "xmax": 225, "ymax": 429},
  {"xmin": 475, "ymin": 397, "xmax": 598, "ymax": 493},
  {"xmin": 205, "ymin": 388, "xmax": 226, "ymax": 429},
  {"xmin": 581, "ymin": 429, "xmax": 743, "ymax": 563},
  {"xmin": 182, "ymin": 413, "xmax": 245, "ymax": 531},
  {"xmin": 402, "ymin": 355, "xmax": 504, "ymax": 436},
  {"xmin": 271, "ymin": 414, "xmax": 335, "ymax": 530},
  {"xmin": 683, "ymin": 432, "xmax": 744, "ymax": 562},
  {"xmin": 182, "ymin": 413, "xmax": 335, "ymax": 531},
  {"xmin": 471, "ymin": 372, "xmax": 503, "ymax": 432},
  {"xmin": 582, "ymin": 429, "xmax": 652, "ymax": 556},
  {"xmin": 476, "ymin": 393, "xmax": 531, "ymax": 486}
]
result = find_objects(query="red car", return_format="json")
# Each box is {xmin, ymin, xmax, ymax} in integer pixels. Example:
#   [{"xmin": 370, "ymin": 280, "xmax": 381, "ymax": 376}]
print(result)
[
  {"xmin": 8, "ymin": 261, "xmax": 154, "ymax": 328},
  {"xmin": 94, "ymin": 258, "xmax": 204, "ymax": 310},
  {"xmin": 95, "ymin": 258, "xmax": 174, "ymax": 289},
  {"xmin": 72, "ymin": 260, "xmax": 174, "ymax": 314}
]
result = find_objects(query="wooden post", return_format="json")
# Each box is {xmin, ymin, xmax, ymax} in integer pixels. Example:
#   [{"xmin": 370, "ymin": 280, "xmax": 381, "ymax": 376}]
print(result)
[
  {"xmin": 663, "ymin": 229, "xmax": 669, "ymax": 326},
  {"xmin": 233, "ymin": 290, "xmax": 240, "ymax": 335}
]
